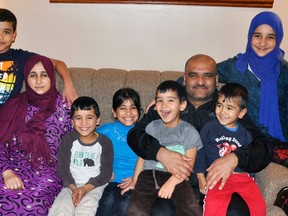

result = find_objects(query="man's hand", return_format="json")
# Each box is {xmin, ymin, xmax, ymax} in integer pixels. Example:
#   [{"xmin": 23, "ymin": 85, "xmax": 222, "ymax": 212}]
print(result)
[
  {"xmin": 157, "ymin": 147, "xmax": 192, "ymax": 180},
  {"xmin": 145, "ymin": 99, "xmax": 155, "ymax": 113},
  {"xmin": 206, "ymin": 153, "xmax": 238, "ymax": 190},
  {"xmin": 2, "ymin": 170, "xmax": 25, "ymax": 190}
]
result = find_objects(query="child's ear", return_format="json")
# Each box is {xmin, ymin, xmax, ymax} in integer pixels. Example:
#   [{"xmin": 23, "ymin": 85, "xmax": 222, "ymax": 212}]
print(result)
[
  {"xmin": 12, "ymin": 31, "xmax": 17, "ymax": 43},
  {"xmin": 96, "ymin": 117, "xmax": 101, "ymax": 126},
  {"xmin": 180, "ymin": 100, "xmax": 187, "ymax": 111},
  {"xmin": 238, "ymin": 108, "xmax": 247, "ymax": 119},
  {"xmin": 112, "ymin": 108, "xmax": 117, "ymax": 119}
]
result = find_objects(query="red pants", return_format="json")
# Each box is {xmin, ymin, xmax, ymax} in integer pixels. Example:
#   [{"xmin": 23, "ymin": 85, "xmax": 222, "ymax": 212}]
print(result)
[{"xmin": 203, "ymin": 173, "xmax": 266, "ymax": 216}]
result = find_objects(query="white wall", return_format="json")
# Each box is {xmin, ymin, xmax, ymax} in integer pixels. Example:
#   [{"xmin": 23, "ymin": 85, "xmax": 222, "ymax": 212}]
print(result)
[{"xmin": 1, "ymin": 0, "xmax": 287, "ymax": 71}]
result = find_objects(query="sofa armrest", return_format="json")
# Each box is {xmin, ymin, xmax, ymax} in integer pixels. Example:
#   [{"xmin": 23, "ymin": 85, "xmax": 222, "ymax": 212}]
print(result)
[{"xmin": 256, "ymin": 162, "xmax": 288, "ymax": 215}]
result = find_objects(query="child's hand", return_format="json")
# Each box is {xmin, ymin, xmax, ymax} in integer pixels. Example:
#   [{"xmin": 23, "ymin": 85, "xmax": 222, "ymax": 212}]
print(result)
[
  {"xmin": 2, "ymin": 170, "xmax": 25, "ymax": 190},
  {"xmin": 62, "ymin": 83, "xmax": 77, "ymax": 108},
  {"xmin": 72, "ymin": 187, "xmax": 87, "ymax": 207},
  {"xmin": 120, "ymin": 180, "xmax": 136, "ymax": 195},
  {"xmin": 158, "ymin": 182, "xmax": 175, "ymax": 199},
  {"xmin": 118, "ymin": 177, "xmax": 132, "ymax": 189},
  {"xmin": 199, "ymin": 179, "xmax": 207, "ymax": 195}
]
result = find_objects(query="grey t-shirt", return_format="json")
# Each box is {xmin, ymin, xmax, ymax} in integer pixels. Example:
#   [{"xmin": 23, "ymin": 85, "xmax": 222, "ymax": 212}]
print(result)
[{"xmin": 144, "ymin": 119, "xmax": 203, "ymax": 171}]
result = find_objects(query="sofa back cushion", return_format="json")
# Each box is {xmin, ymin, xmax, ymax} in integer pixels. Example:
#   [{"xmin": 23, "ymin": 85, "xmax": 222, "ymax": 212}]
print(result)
[{"xmin": 56, "ymin": 68, "xmax": 183, "ymax": 125}]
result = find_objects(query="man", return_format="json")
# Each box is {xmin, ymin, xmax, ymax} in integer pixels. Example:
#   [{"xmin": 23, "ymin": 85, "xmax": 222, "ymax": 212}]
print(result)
[{"xmin": 128, "ymin": 54, "xmax": 272, "ymax": 215}]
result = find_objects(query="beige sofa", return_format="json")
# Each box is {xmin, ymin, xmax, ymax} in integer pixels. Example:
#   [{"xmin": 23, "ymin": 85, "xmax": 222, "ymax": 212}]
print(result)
[{"xmin": 56, "ymin": 67, "xmax": 288, "ymax": 216}]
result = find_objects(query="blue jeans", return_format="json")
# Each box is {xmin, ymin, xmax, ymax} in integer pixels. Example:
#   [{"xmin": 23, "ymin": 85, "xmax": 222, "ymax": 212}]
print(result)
[{"xmin": 96, "ymin": 182, "xmax": 131, "ymax": 216}]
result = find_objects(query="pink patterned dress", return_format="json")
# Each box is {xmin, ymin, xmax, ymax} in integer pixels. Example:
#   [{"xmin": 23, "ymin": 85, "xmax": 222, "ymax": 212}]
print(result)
[{"xmin": 0, "ymin": 95, "xmax": 73, "ymax": 215}]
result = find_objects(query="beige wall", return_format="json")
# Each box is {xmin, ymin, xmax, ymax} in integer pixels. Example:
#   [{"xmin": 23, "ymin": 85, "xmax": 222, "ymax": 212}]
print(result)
[{"xmin": 1, "ymin": 0, "xmax": 287, "ymax": 71}]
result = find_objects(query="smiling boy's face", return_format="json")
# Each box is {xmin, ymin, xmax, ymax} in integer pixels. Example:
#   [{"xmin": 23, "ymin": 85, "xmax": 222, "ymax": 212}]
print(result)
[
  {"xmin": 0, "ymin": 21, "xmax": 17, "ymax": 54},
  {"xmin": 154, "ymin": 90, "xmax": 187, "ymax": 128},
  {"xmin": 215, "ymin": 94, "xmax": 247, "ymax": 129},
  {"xmin": 72, "ymin": 109, "xmax": 100, "ymax": 143}
]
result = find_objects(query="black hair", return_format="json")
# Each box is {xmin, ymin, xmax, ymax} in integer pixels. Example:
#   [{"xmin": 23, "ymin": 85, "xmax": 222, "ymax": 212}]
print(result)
[
  {"xmin": 0, "ymin": 9, "xmax": 17, "ymax": 31},
  {"xmin": 112, "ymin": 88, "xmax": 142, "ymax": 117},
  {"xmin": 218, "ymin": 83, "xmax": 249, "ymax": 109},
  {"xmin": 156, "ymin": 80, "xmax": 187, "ymax": 103},
  {"xmin": 71, "ymin": 96, "xmax": 100, "ymax": 118}
]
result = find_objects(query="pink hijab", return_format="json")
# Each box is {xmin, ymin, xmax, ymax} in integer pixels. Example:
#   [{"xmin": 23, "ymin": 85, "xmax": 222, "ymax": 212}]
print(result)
[{"xmin": 0, "ymin": 55, "xmax": 58, "ymax": 166}]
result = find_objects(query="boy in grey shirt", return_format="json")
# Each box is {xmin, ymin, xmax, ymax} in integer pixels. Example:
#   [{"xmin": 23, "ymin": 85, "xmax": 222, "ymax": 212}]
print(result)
[{"xmin": 125, "ymin": 80, "xmax": 203, "ymax": 216}]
